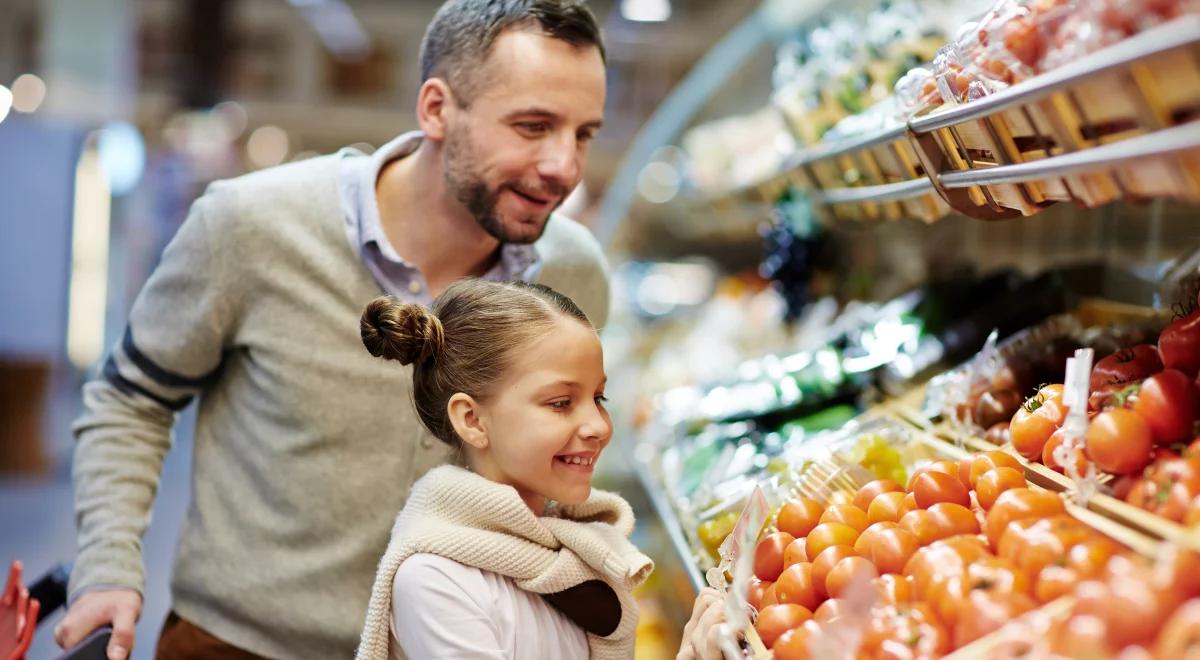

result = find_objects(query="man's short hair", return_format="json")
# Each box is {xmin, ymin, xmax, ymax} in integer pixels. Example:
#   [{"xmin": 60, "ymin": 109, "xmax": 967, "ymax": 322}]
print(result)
[{"xmin": 419, "ymin": 0, "xmax": 606, "ymax": 106}]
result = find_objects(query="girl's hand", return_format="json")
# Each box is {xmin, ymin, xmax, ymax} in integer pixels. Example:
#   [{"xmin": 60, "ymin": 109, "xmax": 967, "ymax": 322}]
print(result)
[{"xmin": 676, "ymin": 588, "xmax": 728, "ymax": 660}]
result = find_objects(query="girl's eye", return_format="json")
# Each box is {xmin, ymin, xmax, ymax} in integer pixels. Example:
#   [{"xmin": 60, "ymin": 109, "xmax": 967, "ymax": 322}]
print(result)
[
  {"xmin": 595, "ymin": 394, "xmax": 608, "ymax": 404},
  {"xmin": 549, "ymin": 399, "xmax": 571, "ymax": 410}
]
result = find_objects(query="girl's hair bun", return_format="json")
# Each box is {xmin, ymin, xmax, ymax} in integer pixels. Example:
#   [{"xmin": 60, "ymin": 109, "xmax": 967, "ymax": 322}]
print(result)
[{"xmin": 360, "ymin": 295, "xmax": 445, "ymax": 366}]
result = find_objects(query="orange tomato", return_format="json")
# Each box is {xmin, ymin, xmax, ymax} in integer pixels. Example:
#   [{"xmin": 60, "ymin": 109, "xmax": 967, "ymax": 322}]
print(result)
[
  {"xmin": 1010, "ymin": 385, "xmax": 1067, "ymax": 460},
  {"xmin": 969, "ymin": 450, "xmax": 1024, "ymax": 488},
  {"xmin": 984, "ymin": 488, "xmax": 1065, "ymax": 549},
  {"xmin": 912, "ymin": 471, "xmax": 971, "ymax": 509},
  {"xmin": 1086, "ymin": 409, "xmax": 1154, "ymax": 475},
  {"xmin": 820, "ymin": 504, "xmax": 870, "ymax": 535},
  {"xmin": 772, "ymin": 622, "xmax": 818, "ymax": 660},
  {"xmin": 867, "ymin": 491, "xmax": 914, "ymax": 525},
  {"xmin": 826, "ymin": 491, "xmax": 856, "ymax": 508},
  {"xmin": 810, "ymin": 545, "xmax": 856, "ymax": 600},
  {"xmin": 1153, "ymin": 598, "xmax": 1200, "ymax": 659},
  {"xmin": 774, "ymin": 562, "xmax": 822, "ymax": 611},
  {"xmin": 807, "ymin": 522, "xmax": 859, "ymax": 561},
  {"xmin": 783, "ymin": 537, "xmax": 808, "ymax": 568},
  {"xmin": 854, "ymin": 479, "xmax": 905, "ymax": 511},
  {"xmin": 747, "ymin": 577, "xmax": 772, "ymax": 611},
  {"xmin": 1035, "ymin": 565, "xmax": 1079, "ymax": 603},
  {"xmin": 954, "ymin": 590, "xmax": 1036, "ymax": 648},
  {"xmin": 853, "ymin": 521, "xmax": 899, "ymax": 556},
  {"xmin": 1042, "ymin": 428, "xmax": 1089, "ymax": 475},
  {"xmin": 1067, "ymin": 537, "xmax": 1121, "ymax": 579},
  {"xmin": 860, "ymin": 527, "xmax": 921, "ymax": 575},
  {"xmin": 761, "ymin": 582, "xmax": 779, "ymax": 608},
  {"xmin": 754, "ymin": 531, "xmax": 796, "ymax": 581},
  {"xmin": 907, "ymin": 460, "xmax": 959, "ymax": 491},
  {"xmin": 899, "ymin": 509, "xmax": 941, "ymax": 546},
  {"xmin": 826, "ymin": 556, "xmax": 878, "ymax": 599},
  {"xmin": 755, "ymin": 603, "xmax": 813, "ymax": 649},
  {"xmin": 927, "ymin": 502, "xmax": 981, "ymax": 538},
  {"xmin": 976, "ymin": 466, "xmax": 1028, "ymax": 510},
  {"xmin": 777, "ymin": 497, "xmax": 824, "ymax": 539},
  {"xmin": 813, "ymin": 597, "xmax": 848, "ymax": 622},
  {"xmin": 873, "ymin": 573, "xmax": 912, "ymax": 605}
]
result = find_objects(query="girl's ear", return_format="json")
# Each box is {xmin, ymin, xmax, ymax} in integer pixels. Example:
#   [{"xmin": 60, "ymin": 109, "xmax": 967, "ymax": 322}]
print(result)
[{"xmin": 447, "ymin": 393, "xmax": 488, "ymax": 450}]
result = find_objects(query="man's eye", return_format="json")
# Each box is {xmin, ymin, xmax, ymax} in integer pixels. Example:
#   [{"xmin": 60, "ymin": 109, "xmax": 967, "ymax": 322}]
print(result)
[
  {"xmin": 517, "ymin": 122, "xmax": 550, "ymax": 135},
  {"xmin": 578, "ymin": 131, "xmax": 596, "ymax": 144}
]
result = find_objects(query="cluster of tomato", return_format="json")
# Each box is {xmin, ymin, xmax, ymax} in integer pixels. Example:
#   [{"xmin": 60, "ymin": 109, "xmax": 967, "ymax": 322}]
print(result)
[
  {"xmin": 1005, "ymin": 307, "xmax": 1200, "ymax": 518},
  {"xmin": 745, "ymin": 449, "xmax": 1148, "ymax": 659}
]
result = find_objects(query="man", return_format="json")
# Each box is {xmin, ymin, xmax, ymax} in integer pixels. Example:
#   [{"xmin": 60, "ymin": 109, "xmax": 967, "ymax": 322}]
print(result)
[{"xmin": 54, "ymin": 2, "xmax": 609, "ymax": 658}]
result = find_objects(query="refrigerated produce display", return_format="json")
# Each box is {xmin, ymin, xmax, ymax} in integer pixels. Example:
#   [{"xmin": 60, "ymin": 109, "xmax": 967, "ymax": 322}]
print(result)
[{"xmin": 619, "ymin": 0, "xmax": 1200, "ymax": 657}]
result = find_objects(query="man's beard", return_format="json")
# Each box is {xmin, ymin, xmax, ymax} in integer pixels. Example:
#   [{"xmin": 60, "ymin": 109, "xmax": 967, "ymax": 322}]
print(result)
[{"xmin": 443, "ymin": 126, "xmax": 567, "ymax": 245}]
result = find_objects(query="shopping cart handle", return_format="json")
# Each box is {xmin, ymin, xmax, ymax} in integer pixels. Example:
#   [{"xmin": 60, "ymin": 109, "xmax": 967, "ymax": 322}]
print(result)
[
  {"xmin": 53, "ymin": 625, "xmax": 111, "ymax": 660},
  {"xmin": 29, "ymin": 562, "xmax": 70, "ymax": 625}
]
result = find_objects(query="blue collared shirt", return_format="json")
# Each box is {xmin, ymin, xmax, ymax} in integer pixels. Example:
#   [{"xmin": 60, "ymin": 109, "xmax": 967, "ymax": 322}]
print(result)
[{"xmin": 338, "ymin": 132, "xmax": 540, "ymax": 304}]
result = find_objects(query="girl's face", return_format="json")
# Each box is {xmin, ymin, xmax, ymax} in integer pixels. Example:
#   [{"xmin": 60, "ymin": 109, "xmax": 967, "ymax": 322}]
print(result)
[{"xmin": 470, "ymin": 317, "xmax": 611, "ymax": 514}]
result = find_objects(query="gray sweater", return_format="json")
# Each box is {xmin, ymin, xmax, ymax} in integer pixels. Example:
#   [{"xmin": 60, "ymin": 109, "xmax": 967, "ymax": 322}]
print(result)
[{"xmin": 70, "ymin": 154, "xmax": 610, "ymax": 659}]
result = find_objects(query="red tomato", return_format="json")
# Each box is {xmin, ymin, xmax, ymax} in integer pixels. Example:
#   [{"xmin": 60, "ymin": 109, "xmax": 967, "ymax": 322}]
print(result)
[
  {"xmin": 826, "ymin": 556, "xmax": 878, "ymax": 599},
  {"xmin": 820, "ymin": 504, "xmax": 870, "ymax": 535},
  {"xmin": 1091, "ymin": 345, "xmax": 1164, "ymax": 391},
  {"xmin": 1160, "ymin": 310, "xmax": 1200, "ymax": 378},
  {"xmin": 1086, "ymin": 409, "xmax": 1154, "ymax": 475},
  {"xmin": 777, "ymin": 497, "xmax": 824, "ymax": 539},
  {"xmin": 853, "ymin": 479, "xmax": 905, "ymax": 512},
  {"xmin": 912, "ymin": 471, "xmax": 971, "ymax": 509},
  {"xmin": 774, "ymin": 562, "xmax": 822, "ymax": 611},
  {"xmin": 754, "ymin": 532, "xmax": 796, "ymax": 581},
  {"xmin": 1134, "ymin": 370, "xmax": 1199, "ymax": 445},
  {"xmin": 976, "ymin": 467, "xmax": 1028, "ymax": 510},
  {"xmin": 755, "ymin": 603, "xmax": 812, "ymax": 649}
]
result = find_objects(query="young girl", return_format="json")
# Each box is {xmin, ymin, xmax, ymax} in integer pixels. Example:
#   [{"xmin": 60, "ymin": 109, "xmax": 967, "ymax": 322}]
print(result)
[{"xmin": 353, "ymin": 279, "xmax": 726, "ymax": 660}]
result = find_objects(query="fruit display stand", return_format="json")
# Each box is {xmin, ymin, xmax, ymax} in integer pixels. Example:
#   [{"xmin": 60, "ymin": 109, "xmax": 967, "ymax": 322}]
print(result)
[
  {"xmin": 694, "ymin": 15, "xmax": 1200, "ymax": 226},
  {"xmin": 633, "ymin": 404, "xmax": 1185, "ymax": 658}
]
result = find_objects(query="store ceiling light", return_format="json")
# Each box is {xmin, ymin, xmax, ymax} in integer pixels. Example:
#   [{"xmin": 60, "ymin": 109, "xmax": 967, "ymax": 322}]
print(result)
[
  {"xmin": 621, "ymin": 0, "xmax": 671, "ymax": 22},
  {"xmin": 11, "ymin": 73, "xmax": 46, "ymax": 113},
  {"xmin": 0, "ymin": 85, "xmax": 11, "ymax": 124}
]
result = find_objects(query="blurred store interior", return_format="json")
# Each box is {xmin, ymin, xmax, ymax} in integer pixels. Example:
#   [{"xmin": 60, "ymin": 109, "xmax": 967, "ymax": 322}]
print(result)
[{"xmin": 3, "ymin": 0, "xmax": 1200, "ymax": 658}]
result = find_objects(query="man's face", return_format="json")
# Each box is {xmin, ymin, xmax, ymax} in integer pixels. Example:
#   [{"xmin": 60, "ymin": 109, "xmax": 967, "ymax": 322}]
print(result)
[{"xmin": 442, "ymin": 30, "xmax": 606, "ymax": 244}]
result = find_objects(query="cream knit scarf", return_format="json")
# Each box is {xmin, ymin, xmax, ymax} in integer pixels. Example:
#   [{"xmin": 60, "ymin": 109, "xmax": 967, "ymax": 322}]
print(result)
[{"xmin": 355, "ymin": 465, "xmax": 654, "ymax": 660}]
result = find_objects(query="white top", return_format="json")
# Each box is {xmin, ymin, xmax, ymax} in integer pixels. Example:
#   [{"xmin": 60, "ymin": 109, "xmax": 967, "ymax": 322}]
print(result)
[{"xmin": 390, "ymin": 553, "xmax": 590, "ymax": 659}]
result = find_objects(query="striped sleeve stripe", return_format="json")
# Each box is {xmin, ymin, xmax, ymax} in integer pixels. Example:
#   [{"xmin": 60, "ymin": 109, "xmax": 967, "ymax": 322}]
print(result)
[
  {"xmin": 122, "ymin": 327, "xmax": 217, "ymax": 389},
  {"xmin": 102, "ymin": 357, "xmax": 194, "ymax": 411}
]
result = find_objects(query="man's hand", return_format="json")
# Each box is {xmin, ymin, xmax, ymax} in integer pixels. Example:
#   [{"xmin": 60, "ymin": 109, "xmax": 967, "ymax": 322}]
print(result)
[{"xmin": 55, "ymin": 589, "xmax": 142, "ymax": 660}]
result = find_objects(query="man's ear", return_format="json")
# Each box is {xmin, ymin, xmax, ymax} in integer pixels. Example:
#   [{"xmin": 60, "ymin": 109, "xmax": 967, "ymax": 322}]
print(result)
[
  {"xmin": 416, "ymin": 78, "xmax": 456, "ymax": 142},
  {"xmin": 447, "ymin": 392, "xmax": 488, "ymax": 450}
]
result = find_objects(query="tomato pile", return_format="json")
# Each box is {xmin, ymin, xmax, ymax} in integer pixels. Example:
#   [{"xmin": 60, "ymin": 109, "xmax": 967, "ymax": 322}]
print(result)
[
  {"xmin": 995, "ymin": 308, "xmax": 1200, "ymax": 522},
  {"xmin": 743, "ymin": 447, "xmax": 1200, "ymax": 659}
]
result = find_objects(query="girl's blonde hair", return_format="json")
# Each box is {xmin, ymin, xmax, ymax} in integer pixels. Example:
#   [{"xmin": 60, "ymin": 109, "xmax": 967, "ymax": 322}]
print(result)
[{"xmin": 360, "ymin": 279, "xmax": 592, "ymax": 446}]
